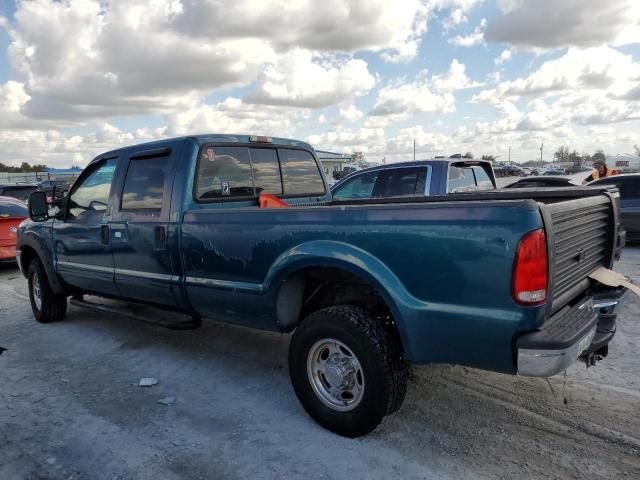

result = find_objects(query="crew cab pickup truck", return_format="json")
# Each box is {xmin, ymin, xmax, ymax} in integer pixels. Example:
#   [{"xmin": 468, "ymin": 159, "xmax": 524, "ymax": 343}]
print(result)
[
  {"xmin": 331, "ymin": 159, "xmax": 496, "ymax": 200},
  {"xmin": 18, "ymin": 134, "xmax": 627, "ymax": 437}
]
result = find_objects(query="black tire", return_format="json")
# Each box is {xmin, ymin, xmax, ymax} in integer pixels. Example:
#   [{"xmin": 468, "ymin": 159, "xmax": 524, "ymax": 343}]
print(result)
[
  {"xmin": 289, "ymin": 305, "xmax": 408, "ymax": 437},
  {"xmin": 27, "ymin": 258, "xmax": 67, "ymax": 323}
]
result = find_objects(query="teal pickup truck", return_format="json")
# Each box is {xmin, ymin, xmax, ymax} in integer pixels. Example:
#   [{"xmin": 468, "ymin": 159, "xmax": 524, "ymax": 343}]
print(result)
[{"xmin": 18, "ymin": 134, "xmax": 627, "ymax": 437}]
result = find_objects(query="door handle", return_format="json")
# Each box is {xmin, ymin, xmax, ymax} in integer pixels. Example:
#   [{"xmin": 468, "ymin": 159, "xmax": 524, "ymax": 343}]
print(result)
[
  {"xmin": 101, "ymin": 225, "xmax": 110, "ymax": 245},
  {"xmin": 154, "ymin": 225, "xmax": 167, "ymax": 249}
]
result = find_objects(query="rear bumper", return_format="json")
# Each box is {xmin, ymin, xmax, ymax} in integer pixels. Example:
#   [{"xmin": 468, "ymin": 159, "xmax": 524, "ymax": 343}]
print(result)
[
  {"xmin": 517, "ymin": 284, "xmax": 628, "ymax": 377},
  {"xmin": 517, "ymin": 298, "xmax": 597, "ymax": 377}
]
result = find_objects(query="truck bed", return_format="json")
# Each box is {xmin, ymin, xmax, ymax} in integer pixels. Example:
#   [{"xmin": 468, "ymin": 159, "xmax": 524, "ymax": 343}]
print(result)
[{"xmin": 333, "ymin": 185, "xmax": 621, "ymax": 315}]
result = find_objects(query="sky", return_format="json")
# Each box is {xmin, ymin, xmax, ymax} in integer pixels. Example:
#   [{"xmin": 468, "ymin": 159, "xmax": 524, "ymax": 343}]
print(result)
[{"xmin": 0, "ymin": 0, "xmax": 639, "ymax": 168}]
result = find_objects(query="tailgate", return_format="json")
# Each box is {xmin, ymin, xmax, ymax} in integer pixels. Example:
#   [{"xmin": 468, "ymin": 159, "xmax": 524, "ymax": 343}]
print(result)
[{"xmin": 543, "ymin": 194, "xmax": 615, "ymax": 314}]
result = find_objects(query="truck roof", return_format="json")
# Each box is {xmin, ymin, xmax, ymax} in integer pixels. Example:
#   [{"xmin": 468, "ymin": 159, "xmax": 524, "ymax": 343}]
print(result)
[{"xmin": 94, "ymin": 134, "xmax": 314, "ymax": 162}]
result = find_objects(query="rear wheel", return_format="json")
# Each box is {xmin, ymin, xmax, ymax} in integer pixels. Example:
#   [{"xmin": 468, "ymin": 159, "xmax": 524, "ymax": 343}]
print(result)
[
  {"xmin": 289, "ymin": 305, "xmax": 408, "ymax": 437},
  {"xmin": 28, "ymin": 258, "xmax": 67, "ymax": 323}
]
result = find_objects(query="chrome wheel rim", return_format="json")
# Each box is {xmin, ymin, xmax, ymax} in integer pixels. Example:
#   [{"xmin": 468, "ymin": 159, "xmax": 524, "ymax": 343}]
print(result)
[
  {"xmin": 306, "ymin": 338, "xmax": 365, "ymax": 411},
  {"xmin": 32, "ymin": 272, "xmax": 42, "ymax": 311}
]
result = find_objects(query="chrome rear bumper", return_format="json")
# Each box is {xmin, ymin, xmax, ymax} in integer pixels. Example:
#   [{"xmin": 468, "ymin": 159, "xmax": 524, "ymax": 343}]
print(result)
[{"xmin": 517, "ymin": 298, "xmax": 597, "ymax": 377}]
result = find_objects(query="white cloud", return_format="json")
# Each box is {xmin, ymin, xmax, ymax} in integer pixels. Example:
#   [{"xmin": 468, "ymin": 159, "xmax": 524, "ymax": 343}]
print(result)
[
  {"xmin": 337, "ymin": 105, "xmax": 364, "ymax": 123},
  {"xmin": 174, "ymin": 0, "xmax": 430, "ymax": 63},
  {"xmin": 473, "ymin": 47, "xmax": 640, "ymax": 101},
  {"xmin": 431, "ymin": 59, "xmax": 482, "ymax": 92},
  {"xmin": 2, "ymin": 0, "xmax": 423, "ymax": 123},
  {"xmin": 307, "ymin": 128, "xmax": 386, "ymax": 156},
  {"xmin": 245, "ymin": 50, "xmax": 375, "ymax": 108},
  {"xmin": 370, "ymin": 60, "xmax": 480, "ymax": 119},
  {"xmin": 167, "ymin": 97, "xmax": 309, "ymax": 137},
  {"xmin": 494, "ymin": 49, "xmax": 512, "ymax": 65},
  {"xmin": 485, "ymin": 0, "xmax": 640, "ymax": 49},
  {"xmin": 0, "ymin": 124, "xmax": 167, "ymax": 168},
  {"xmin": 448, "ymin": 18, "xmax": 486, "ymax": 47}
]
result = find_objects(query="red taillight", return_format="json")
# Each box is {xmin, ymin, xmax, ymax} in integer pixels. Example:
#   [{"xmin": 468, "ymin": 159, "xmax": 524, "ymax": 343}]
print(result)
[{"xmin": 512, "ymin": 229, "xmax": 548, "ymax": 305}]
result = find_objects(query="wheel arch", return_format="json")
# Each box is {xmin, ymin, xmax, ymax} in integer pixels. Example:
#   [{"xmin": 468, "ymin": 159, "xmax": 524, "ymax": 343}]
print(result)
[
  {"xmin": 267, "ymin": 241, "xmax": 412, "ymax": 352},
  {"xmin": 18, "ymin": 233, "xmax": 67, "ymax": 295}
]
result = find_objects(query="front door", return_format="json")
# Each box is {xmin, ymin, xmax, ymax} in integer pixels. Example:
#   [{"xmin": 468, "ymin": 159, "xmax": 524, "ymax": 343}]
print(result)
[
  {"xmin": 53, "ymin": 158, "xmax": 118, "ymax": 295},
  {"xmin": 110, "ymin": 148, "xmax": 176, "ymax": 306}
]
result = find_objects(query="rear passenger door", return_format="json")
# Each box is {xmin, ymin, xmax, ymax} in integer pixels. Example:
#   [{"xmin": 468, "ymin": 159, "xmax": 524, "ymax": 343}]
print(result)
[{"xmin": 110, "ymin": 146, "xmax": 177, "ymax": 306}]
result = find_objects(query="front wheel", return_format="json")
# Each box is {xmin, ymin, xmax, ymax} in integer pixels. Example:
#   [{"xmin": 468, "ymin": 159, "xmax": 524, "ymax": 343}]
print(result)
[
  {"xmin": 28, "ymin": 258, "xmax": 67, "ymax": 323},
  {"xmin": 289, "ymin": 305, "xmax": 408, "ymax": 437}
]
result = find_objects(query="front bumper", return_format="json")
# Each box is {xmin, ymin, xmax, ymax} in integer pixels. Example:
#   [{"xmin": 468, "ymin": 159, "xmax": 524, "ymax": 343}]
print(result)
[
  {"xmin": 0, "ymin": 244, "xmax": 17, "ymax": 262},
  {"xmin": 517, "ymin": 298, "xmax": 597, "ymax": 377}
]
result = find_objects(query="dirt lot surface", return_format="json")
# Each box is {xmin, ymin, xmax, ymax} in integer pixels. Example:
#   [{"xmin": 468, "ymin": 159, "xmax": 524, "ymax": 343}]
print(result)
[{"xmin": 1, "ymin": 246, "xmax": 638, "ymax": 480}]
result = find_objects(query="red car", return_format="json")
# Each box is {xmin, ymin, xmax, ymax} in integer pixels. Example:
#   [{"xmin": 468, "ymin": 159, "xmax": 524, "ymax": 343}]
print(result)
[{"xmin": 0, "ymin": 196, "xmax": 28, "ymax": 262}]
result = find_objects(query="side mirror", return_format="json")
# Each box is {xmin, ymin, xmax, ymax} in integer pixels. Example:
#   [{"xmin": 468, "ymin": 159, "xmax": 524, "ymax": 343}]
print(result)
[{"xmin": 28, "ymin": 191, "xmax": 49, "ymax": 221}]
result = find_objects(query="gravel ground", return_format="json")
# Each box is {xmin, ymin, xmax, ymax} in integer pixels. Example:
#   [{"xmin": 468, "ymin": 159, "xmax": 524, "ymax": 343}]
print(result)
[{"xmin": 1, "ymin": 215, "xmax": 638, "ymax": 479}]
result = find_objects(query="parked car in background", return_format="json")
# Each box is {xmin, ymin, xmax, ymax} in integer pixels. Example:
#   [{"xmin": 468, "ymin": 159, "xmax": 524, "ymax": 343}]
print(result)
[
  {"xmin": 0, "ymin": 196, "xmax": 28, "ymax": 262},
  {"xmin": 589, "ymin": 173, "xmax": 640, "ymax": 242},
  {"xmin": 503, "ymin": 176, "xmax": 579, "ymax": 189},
  {"xmin": 493, "ymin": 163, "xmax": 526, "ymax": 177},
  {"xmin": 0, "ymin": 184, "xmax": 38, "ymax": 203},
  {"xmin": 37, "ymin": 179, "xmax": 72, "ymax": 200},
  {"xmin": 521, "ymin": 167, "xmax": 535, "ymax": 176},
  {"xmin": 543, "ymin": 166, "xmax": 566, "ymax": 175},
  {"xmin": 331, "ymin": 159, "xmax": 496, "ymax": 200}
]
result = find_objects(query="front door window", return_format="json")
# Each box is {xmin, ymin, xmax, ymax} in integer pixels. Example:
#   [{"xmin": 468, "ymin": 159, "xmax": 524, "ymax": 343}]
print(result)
[{"xmin": 68, "ymin": 159, "xmax": 116, "ymax": 218}]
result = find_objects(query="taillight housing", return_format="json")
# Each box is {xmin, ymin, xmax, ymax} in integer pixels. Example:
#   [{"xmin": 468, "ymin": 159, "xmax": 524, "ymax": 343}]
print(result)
[{"xmin": 512, "ymin": 229, "xmax": 548, "ymax": 306}]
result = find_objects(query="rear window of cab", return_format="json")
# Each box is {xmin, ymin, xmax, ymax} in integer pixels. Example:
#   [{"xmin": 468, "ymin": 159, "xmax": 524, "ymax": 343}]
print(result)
[{"xmin": 194, "ymin": 145, "xmax": 325, "ymax": 201}]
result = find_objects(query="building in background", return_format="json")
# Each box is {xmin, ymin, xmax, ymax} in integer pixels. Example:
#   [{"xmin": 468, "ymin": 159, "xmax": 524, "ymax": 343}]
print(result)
[{"xmin": 315, "ymin": 150, "xmax": 352, "ymax": 177}]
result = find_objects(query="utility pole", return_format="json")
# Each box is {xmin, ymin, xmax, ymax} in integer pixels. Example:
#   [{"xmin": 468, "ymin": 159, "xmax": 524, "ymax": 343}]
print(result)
[
  {"xmin": 508, "ymin": 146, "xmax": 511, "ymax": 164},
  {"xmin": 540, "ymin": 142, "xmax": 544, "ymax": 163},
  {"xmin": 413, "ymin": 139, "xmax": 416, "ymax": 161}
]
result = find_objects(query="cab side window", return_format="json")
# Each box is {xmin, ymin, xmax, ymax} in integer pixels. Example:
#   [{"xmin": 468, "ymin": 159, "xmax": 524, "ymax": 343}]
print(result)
[
  {"xmin": 448, "ymin": 166, "xmax": 477, "ymax": 193},
  {"xmin": 121, "ymin": 156, "xmax": 168, "ymax": 210},
  {"xmin": 472, "ymin": 166, "xmax": 495, "ymax": 190},
  {"xmin": 68, "ymin": 159, "xmax": 116, "ymax": 217}
]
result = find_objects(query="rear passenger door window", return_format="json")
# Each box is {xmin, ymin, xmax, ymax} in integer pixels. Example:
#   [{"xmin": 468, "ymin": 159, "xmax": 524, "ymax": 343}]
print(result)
[
  {"xmin": 278, "ymin": 148, "xmax": 325, "ymax": 196},
  {"xmin": 380, "ymin": 168, "xmax": 427, "ymax": 197},
  {"xmin": 121, "ymin": 156, "xmax": 168, "ymax": 210}
]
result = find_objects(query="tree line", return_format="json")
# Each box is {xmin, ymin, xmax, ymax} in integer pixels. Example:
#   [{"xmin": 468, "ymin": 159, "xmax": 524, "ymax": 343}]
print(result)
[
  {"xmin": 0, "ymin": 162, "xmax": 49, "ymax": 173},
  {"xmin": 553, "ymin": 146, "xmax": 605, "ymax": 165}
]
